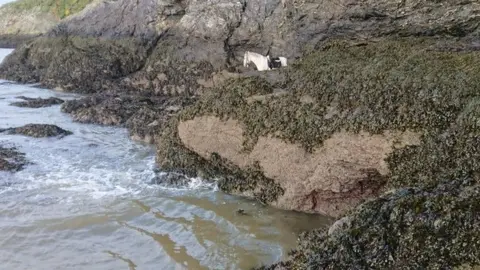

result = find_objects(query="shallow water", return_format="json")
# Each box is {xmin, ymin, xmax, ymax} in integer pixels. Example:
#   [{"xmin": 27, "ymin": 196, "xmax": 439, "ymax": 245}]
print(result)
[{"xmin": 0, "ymin": 48, "xmax": 330, "ymax": 270}]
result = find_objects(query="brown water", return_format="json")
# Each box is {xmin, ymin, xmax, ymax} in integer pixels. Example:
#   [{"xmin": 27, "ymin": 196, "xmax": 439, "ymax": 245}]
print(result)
[{"xmin": 0, "ymin": 49, "xmax": 331, "ymax": 270}]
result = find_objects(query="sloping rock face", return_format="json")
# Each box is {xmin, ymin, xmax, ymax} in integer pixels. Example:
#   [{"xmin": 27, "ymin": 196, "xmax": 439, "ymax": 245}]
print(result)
[
  {"xmin": 177, "ymin": 116, "xmax": 419, "ymax": 216},
  {"xmin": 1, "ymin": 0, "xmax": 479, "ymax": 93}
]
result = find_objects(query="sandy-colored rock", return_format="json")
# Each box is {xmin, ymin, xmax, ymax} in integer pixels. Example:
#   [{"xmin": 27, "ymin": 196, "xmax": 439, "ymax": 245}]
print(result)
[{"xmin": 178, "ymin": 116, "xmax": 420, "ymax": 217}]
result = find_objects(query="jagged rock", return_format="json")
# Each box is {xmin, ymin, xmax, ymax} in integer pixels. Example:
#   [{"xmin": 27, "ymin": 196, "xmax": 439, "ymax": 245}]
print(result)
[
  {"xmin": 0, "ymin": 124, "xmax": 72, "ymax": 138},
  {"xmin": 0, "ymin": 145, "xmax": 28, "ymax": 172},
  {"xmin": 10, "ymin": 96, "xmax": 64, "ymax": 108}
]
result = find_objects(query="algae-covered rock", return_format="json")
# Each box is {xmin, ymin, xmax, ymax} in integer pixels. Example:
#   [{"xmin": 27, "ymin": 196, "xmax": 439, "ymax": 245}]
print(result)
[
  {"xmin": 0, "ymin": 124, "xmax": 72, "ymax": 138},
  {"xmin": 259, "ymin": 179, "xmax": 480, "ymax": 269},
  {"xmin": 156, "ymin": 38, "xmax": 480, "ymax": 216}
]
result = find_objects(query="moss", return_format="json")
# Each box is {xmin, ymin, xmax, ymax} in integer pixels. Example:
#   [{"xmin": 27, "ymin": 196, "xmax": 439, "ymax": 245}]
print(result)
[
  {"xmin": 258, "ymin": 179, "xmax": 480, "ymax": 269},
  {"xmin": 4, "ymin": 0, "xmax": 93, "ymax": 19}
]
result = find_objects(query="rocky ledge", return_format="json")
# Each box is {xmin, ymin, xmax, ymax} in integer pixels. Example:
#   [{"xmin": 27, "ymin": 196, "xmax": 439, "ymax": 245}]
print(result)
[
  {"xmin": 0, "ymin": 124, "xmax": 73, "ymax": 138},
  {"xmin": 0, "ymin": 145, "xmax": 28, "ymax": 172},
  {"xmin": 10, "ymin": 96, "xmax": 64, "ymax": 108}
]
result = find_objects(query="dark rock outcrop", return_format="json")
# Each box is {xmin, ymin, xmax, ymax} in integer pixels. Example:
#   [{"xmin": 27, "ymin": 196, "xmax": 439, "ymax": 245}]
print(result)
[
  {"xmin": 61, "ymin": 93, "xmax": 195, "ymax": 143},
  {"xmin": 0, "ymin": 145, "xmax": 28, "ymax": 172},
  {"xmin": 0, "ymin": 124, "xmax": 73, "ymax": 138},
  {"xmin": 259, "ymin": 179, "xmax": 480, "ymax": 269},
  {"xmin": 10, "ymin": 96, "xmax": 64, "ymax": 108}
]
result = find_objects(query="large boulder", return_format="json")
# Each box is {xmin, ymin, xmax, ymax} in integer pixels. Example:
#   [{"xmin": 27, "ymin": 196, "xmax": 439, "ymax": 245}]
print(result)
[{"xmin": 156, "ymin": 38, "xmax": 480, "ymax": 217}]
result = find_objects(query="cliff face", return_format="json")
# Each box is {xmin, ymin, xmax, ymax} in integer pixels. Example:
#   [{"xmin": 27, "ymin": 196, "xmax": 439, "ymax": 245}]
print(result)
[{"xmin": 1, "ymin": 0, "xmax": 479, "ymax": 92}]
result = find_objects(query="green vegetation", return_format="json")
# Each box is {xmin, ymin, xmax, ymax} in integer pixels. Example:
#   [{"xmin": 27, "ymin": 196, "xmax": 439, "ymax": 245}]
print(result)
[{"xmin": 5, "ymin": 0, "xmax": 93, "ymax": 19}]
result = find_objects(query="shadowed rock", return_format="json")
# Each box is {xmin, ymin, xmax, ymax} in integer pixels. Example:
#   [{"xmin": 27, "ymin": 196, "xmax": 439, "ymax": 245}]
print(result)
[
  {"xmin": 0, "ymin": 124, "xmax": 72, "ymax": 138},
  {"xmin": 10, "ymin": 96, "xmax": 65, "ymax": 108},
  {"xmin": 0, "ymin": 145, "xmax": 28, "ymax": 172}
]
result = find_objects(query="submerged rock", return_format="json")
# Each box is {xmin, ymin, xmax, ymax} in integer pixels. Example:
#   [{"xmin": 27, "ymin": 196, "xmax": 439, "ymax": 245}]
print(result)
[
  {"xmin": 0, "ymin": 145, "xmax": 28, "ymax": 172},
  {"xmin": 10, "ymin": 96, "xmax": 64, "ymax": 108},
  {"xmin": 0, "ymin": 124, "xmax": 72, "ymax": 138},
  {"xmin": 259, "ymin": 179, "xmax": 480, "ymax": 269}
]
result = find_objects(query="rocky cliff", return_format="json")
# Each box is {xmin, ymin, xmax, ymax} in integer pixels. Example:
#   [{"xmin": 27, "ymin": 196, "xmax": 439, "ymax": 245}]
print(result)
[{"xmin": 1, "ymin": 0, "xmax": 480, "ymax": 268}]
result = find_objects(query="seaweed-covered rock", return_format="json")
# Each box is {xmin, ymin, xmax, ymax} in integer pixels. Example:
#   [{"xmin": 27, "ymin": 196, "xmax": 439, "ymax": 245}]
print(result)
[
  {"xmin": 0, "ymin": 145, "xmax": 28, "ymax": 172},
  {"xmin": 61, "ymin": 93, "xmax": 195, "ymax": 143},
  {"xmin": 259, "ymin": 179, "xmax": 480, "ymax": 269},
  {"xmin": 10, "ymin": 96, "xmax": 64, "ymax": 108},
  {"xmin": 156, "ymin": 38, "xmax": 480, "ymax": 216},
  {"xmin": 0, "ymin": 124, "xmax": 72, "ymax": 138}
]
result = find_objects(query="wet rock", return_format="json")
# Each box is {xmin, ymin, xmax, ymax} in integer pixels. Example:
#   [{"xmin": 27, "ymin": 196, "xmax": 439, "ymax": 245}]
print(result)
[
  {"xmin": 61, "ymin": 93, "xmax": 195, "ymax": 144},
  {"xmin": 259, "ymin": 179, "xmax": 480, "ymax": 269},
  {"xmin": 10, "ymin": 96, "xmax": 64, "ymax": 108},
  {"xmin": 0, "ymin": 145, "xmax": 28, "ymax": 172},
  {"xmin": 0, "ymin": 124, "xmax": 72, "ymax": 138}
]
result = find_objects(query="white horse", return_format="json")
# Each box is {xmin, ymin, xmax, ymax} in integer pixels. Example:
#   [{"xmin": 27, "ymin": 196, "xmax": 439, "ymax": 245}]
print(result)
[{"xmin": 243, "ymin": 51, "xmax": 271, "ymax": 71}]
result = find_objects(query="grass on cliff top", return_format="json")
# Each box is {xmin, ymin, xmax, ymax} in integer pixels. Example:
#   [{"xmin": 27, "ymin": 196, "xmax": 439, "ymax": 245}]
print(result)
[{"xmin": 4, "ymin": 0, "xmax": 92, "ymax": 19}]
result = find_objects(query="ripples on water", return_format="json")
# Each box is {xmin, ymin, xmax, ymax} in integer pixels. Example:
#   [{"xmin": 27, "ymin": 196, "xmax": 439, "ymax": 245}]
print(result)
[{"xmin": 0, "ymin": 49, "xmax": 330, "ymax": 269}]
